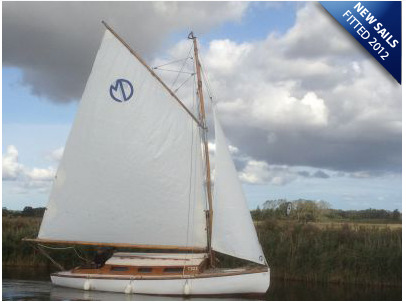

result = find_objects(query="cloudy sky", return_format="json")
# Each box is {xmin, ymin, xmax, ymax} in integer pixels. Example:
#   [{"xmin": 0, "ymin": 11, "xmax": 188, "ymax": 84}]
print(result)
[{"xmin": 2, "ymin": 2, "xmax": 401, "ymax": 211}]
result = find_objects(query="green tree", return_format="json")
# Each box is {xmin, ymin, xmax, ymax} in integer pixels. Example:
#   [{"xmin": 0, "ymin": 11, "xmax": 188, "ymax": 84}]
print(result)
[
  {"xmin": 22, "ymin": 206, "xmax": 34, "ymax": 217},
  {"xmin": 392, "ymin": 209, "xmax": 401, "ymax": 221}
]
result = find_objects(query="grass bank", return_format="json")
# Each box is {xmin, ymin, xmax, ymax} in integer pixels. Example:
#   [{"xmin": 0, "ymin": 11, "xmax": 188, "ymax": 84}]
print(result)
[
  {"xmin": 3, "ymin": 216, "xmax": 45, "ymax": 266},
  {"xmin": 2, "ymin": 216, "xmax": 86, "ymax": 268},
  {"xmin": 3, "ymin": 215, "xmax": 402, "ymax": 286},
  {"xmin": 257, "ymin": 219, "xmax": 401, "ymax": 286}
]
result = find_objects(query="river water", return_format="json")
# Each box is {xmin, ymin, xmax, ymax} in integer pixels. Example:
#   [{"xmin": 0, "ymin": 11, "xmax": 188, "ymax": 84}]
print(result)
[{"xmin": 2, "ymin": 267, "xmax": 401, "ymax": 301}]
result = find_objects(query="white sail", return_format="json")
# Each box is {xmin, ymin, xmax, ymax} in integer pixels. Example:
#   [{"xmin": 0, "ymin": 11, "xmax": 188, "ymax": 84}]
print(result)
[
  {"xmin": 212, "ymin": 109, "xmax": 265, "ymax": 265},
  {"xmin": 38, "ymin": 30, "xmax": 207, "ymax": 249}
]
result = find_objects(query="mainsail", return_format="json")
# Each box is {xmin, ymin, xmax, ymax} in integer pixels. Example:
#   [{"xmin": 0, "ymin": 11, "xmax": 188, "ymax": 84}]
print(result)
[
  {"xmin": 38, "ymin": 27, "xmax": 266, "ymax": 268},
  {"xmin": 38, "ymin": 30, "xmax": 208, "ymax": 249},
  {"xmin": 212, "ymin": 108, "xmax": 265, "ymax": 265}
]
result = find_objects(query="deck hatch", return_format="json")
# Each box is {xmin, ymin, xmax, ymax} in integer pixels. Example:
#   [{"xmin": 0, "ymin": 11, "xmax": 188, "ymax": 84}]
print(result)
[
  {"xmin": 110, "ymin": 266, "xmax": 129, "ymax": 271},
  {"xmin": 138, "ymin": 267, "xmax": 152, "ymax": 273}
]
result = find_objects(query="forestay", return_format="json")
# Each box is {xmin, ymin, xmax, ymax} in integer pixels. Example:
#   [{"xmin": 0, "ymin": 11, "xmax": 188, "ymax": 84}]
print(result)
[
  {"xmin": 38, "ymin": 30, "xmax": 207, "ymax": 249},
  {"xmin": 212, "ymin": 109, "xmax": 265, "ymax": 265}
]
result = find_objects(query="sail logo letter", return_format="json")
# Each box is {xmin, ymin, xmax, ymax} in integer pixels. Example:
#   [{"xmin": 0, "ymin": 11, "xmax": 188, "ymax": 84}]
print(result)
[{"xmin": 109, "ymin": 79, "xmax": 134, "ymax": 102}]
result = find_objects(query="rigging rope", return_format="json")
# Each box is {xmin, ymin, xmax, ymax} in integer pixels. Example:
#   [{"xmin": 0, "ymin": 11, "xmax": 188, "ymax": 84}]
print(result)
[
  {"xmin": 153, "ymin": 68, "xmax": 194, "ymax": 75},
  {"xmin": 152, "ymin": 57, "xmax": 192, "ymax": 69},
  {"xmin": 37, "ymin": 243, "xmax": 74, "ymax": 250},
  {"xmin": 152, "ymin": 44, "xmax": 195, "ymax": 99},
  {"xmin": 171, "ymin": 44, "xmax": 194, "ymax": 89},
  {"xmin": 174, "ymin": 73, "xmax": 195, "ymax": 93},
  {"xmin": 199, "ymin": 56, "xmax": 216, "ymax": 104},
  {"xmin": 36, "ymin": 243, "xmax": 90, "ymax": 263}
]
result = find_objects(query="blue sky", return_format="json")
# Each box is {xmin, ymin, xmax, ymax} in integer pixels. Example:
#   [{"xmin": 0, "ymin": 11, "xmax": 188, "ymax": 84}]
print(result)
[
  {"xmin": 2, "ymin": 2, "xmax": 401, "ymax": 211},
  {"xmin": 166, "ymin": 2, "xmax": 300, "ymax": 46}
]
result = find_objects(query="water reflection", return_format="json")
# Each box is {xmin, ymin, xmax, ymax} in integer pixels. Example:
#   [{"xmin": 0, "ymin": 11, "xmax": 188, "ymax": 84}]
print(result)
[
  {"xmin": 266, "ymin": 279, "xmax": 401, "ymax": 301},
  {"xmin": 50, "ymin": 286, "xmax": 242, "ymax": 301},
  {"xmin": 3, "ymin": 279, "xmax": 52, "ymax": 301}
]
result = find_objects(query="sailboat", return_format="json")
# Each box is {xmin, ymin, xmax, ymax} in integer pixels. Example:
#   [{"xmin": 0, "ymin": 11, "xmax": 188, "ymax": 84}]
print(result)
[{"xmin": 24, "ymin": 21, "xmax": 270, "ymax": 296}]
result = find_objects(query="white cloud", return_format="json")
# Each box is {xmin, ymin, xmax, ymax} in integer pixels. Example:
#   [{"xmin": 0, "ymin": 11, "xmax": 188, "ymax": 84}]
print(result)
[
  {"xmin": 2, "ymin": 145, "xmax": 57, "ymax": 195},
  {"xmin": 207, "ymin": 142, "xmax": 239, "ymax": 154},
  {"xmin": 192, "ymin": 2, "xmax": 400, "ymax": 174},
  {"xmin": 249, "ymin": 88, "xmax": 329, "ymax": 128},
  {"xmin": 228, "ymin": 145, "xmax": 239, "ymax": 154},
  {"xmin": 48, "ymin": 147, "xmax": 64, "ymax": 162},
  {"xmin": 10, "ymin": 180, "xmax": 53, "ymax": 195},
  {"xmin": 280, "ymin": 2, "xmax": 355, "ymax": 58},
  {"xmin": 239, "ymin": 160, "xmax": 297, "ymax": 186},
  {"xmin": 208, "ymin": 142, "xmax": 314, "ymax": 186},
  {"xmin": 205, "ymin": 40, "xmax": 252, "ymax": 75},
  {"xmin": 2, "ymin": 145, "xmax": 24, "ymax": 180},
  {"xmin": 207, "ymin": 140, "xmax": 296, "ymax": 185},
  {"xmin": 208, "ymin": 142, "xmax": 216, "ymax": 153},
  {"xmin": 25, "ymin": 167, "xmax": 56, "ymax": 181},
  {"xmin": 350, "ymin": 171, "xmax": 372, "ymax": 179}
]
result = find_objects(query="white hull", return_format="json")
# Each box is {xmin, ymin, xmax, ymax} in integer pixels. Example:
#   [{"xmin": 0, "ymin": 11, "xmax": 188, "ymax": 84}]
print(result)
[{"xmin": 51, "ymin": 268, "xmax": 270, "ymax": 296}]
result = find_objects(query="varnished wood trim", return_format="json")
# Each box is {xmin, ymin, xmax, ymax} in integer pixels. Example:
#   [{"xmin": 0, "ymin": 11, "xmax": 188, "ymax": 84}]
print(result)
[
  {"xmin": 22, "ymin": 238, "xmax": 207, "ymax": 252},
  {"xmin": 72, "ymin": 264, "xmax": 200, "ymax": 276}
]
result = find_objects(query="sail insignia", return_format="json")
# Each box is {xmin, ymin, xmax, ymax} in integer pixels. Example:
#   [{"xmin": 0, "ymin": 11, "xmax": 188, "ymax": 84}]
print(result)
[{"xmin": 109, "ymin": 78, "xmax": 134, "ymax": 102}]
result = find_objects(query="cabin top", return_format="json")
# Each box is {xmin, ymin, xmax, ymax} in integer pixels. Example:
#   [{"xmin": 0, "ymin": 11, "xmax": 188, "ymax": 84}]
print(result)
[{"xmin": 106, "ymin": 252, "xmax": 208, "ymax": 267}]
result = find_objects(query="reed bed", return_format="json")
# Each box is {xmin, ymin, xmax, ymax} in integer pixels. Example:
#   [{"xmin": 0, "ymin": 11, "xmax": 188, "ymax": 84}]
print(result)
[
  {"xmin": 2, "ymin": 216, "xmax": 87, "ymax": 268},
  {"xmin": 257, "ymin": 219, "xmax": 401, "ymax": 286},
  {"xmin": 2, "ymin": 215, "xmax": 402, "ymax": 286}
]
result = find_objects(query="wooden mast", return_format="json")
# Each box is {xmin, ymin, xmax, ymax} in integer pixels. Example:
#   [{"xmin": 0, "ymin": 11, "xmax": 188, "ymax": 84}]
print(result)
[{"xmin": 189, "ymin": 32, "xmax": 215, "ymax": 267}]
